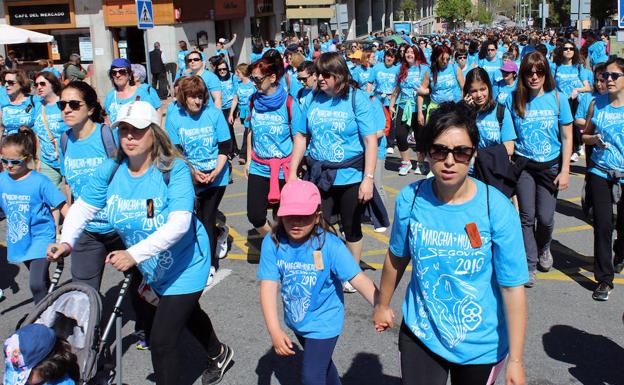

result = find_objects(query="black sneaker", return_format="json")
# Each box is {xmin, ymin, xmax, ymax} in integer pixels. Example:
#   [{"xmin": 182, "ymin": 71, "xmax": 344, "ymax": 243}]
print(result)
[
  {"xmin": 592, "ymin": 282, "xmax": 612, "ymax": 301},
  {"xmin": 201, "ymin": 344, "xmax": 233, "ymax": 385},
  {"xmin": 614, "ymin": 255, "xmax": 624, "ymax": 274}
]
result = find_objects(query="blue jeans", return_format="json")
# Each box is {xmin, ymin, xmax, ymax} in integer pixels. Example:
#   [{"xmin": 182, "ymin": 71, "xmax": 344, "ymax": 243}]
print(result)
[{"xmin": 296, "ymin": 334, "xmax": 341, "ymax": 385}]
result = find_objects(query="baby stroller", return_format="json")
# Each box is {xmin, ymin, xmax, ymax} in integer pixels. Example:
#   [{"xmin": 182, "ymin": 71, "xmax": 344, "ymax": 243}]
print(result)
[{"xmin": 20, "ymin": 268, "xmax": 133, "ymax": 385}]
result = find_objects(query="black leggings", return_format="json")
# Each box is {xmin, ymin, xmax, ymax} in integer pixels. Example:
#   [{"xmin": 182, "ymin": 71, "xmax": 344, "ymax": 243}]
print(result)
[
  {"xmin": 320, "ymin": 183, "xmax": 364, "ymax": 243},
  {"xmin": 222, "ymin": 108, "xmax": 238, "ymax": 155},
  {"xmin": 569, "ymin": 98, "xmax": 581, "ymax": 152},
  {"xmin": 196, "ymin": 186, "xmax": 226, "ymax": 269},
  {"xmin": 399, "ymin": 322, "xmax": 503, "ymax": 385},
  {"xmin": 395, "ymin": 107, "xmax": 419, "ymax": 153},
  {"xmin": 150, "ymin": 291, "xmax": 222, "ymax": 385},
  {"xmin": 247, "ymin": 173, "xmax": 285, "ymax": 228},
  {"xmin": 24, "ymin": 258, "xmax": 50, "ymax": 304},
  {"xmin": 588, "ymin": 173, "xmax": 624, "ymax": 287}
]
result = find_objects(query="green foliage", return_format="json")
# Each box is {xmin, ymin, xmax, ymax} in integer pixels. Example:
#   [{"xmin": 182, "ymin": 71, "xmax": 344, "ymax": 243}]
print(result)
[
  {"xmin": 475, "ymin": 4, "xmax": 494, "ymax": 25},
  {"xmin": 399, "ymin": 0, "xmax": 418, "ymax": 21},
  {"xmin": 436, "ymin": 0, "xmax": 472, "ymax": 22}
]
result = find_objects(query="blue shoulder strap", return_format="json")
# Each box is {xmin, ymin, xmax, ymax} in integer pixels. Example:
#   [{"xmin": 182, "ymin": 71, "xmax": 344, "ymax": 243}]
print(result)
[{"xmin": 100, "ymin": 124, "xmax": 117, "ymax": 159}]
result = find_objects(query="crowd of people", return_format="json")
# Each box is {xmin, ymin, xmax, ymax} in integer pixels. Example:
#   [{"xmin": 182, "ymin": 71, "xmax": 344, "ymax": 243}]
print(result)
[{"xmin": 0, "ymin": 24, "xmax": 620, "ymax": 385}]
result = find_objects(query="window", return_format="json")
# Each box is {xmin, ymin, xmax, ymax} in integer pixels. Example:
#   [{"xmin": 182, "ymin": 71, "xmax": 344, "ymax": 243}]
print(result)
[
  {"xmin": 52, "ymin": 29, "xmax": 92, "ymax": 63},
  {"xmin": 355, "ymin": 1, "xmax": 369, "ymax": 37}
]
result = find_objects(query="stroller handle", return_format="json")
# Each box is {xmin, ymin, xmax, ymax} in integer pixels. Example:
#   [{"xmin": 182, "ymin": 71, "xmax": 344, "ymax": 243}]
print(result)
[
  {"xmin": 100, "ymin": 273, "xmax": 133, "ymax": 346},
  {"xmin": 48, "ymin": 258, "xmax": 65, "ymax": 294}
]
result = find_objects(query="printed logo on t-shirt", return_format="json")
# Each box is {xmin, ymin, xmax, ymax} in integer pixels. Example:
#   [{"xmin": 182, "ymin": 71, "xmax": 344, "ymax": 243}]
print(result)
[
  {"xmin": 308, "ymin": 109, "xmax": 349, "ymax": 162},
  {"xmin": 278, "ymin": 259, "xmax": 317, "ymax": 323},
  {"xmin": 2, "ymin": 193, "xmax": 29, "ymax": 244}
]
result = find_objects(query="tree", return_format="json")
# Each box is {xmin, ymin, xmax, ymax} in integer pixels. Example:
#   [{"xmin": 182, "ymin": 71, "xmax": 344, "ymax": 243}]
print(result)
[
  {"xmin": 591, "ymin": 0, "xmax": 616, "ymax": 27},
  {"xmin": 475, "ymin": 4, "xmax": 494, "ymax": 25},
  {"xmin": 436, "ymin": 0, "xmax": 472, "ymax": 29},
  {"xmin": 399, "ymin": 0, "xmax": 418, "ymax": 21},
  {"xmin": 546, "ymin": 0, "xmax": 571, "ymax": 27}
]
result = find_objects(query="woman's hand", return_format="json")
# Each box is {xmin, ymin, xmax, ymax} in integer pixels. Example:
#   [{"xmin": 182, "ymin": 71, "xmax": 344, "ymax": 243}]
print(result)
[
  {"xmin": 205, "ymin": 169, "xmax": 218, "ymax": 184},
  {"xmin": 193, "ymin": 170, "xmax": 207, "ymax": 184},
  {"xmin": 505, "ymin": 360, "xmax": 526, "ymax": 385},
  {"xmin": 358, "ymin": 177, "xmax": 374, "ymax": 203},
  {"xmin": 46, "ymin": 243, "xmax": 71, "ymax": 261},
  {"xmin": 228, "ymin": 114, "xmax": 234, "ymax": 125},
  {"xmin": 417, "ymin": 111, "xmax": 425, "ymax": 126},
  {"xmin": 270, "ymin": 328, "xmax": 295, "ymax": 356},
  {"xmin": 244, "ymin": 161, "xmax": 251, "ymax": 179},
  {"xmin": 389, "ymin": 104, "xmax": 396, "ymax": 118},
  {"xmin": 554, "ymin": 170, "xmax": 570, "ymax": 191},
  {"xmin": 464, "ymin": 94, "xmax": 474, "ymax": 106},
  {"xmin": 106, "ymin": 250, "xmax": 137, "ymax": 272},
  {"xmin": 373, "ymin": 304, "xmax": 395, "ymax": 332},
  {"xmin": 569, "ymin": 89, "xmax": 578, "ymax": 100}
]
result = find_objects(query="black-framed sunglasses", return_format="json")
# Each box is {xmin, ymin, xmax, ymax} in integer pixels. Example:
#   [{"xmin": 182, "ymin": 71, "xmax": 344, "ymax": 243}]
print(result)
[
  {"xmin": 250, "ymin": 75, "xmax": 266, "ymax": 84},
  {"xmin": 0, "ymin": 156, "xmax": 26, "ymax": 166},
  {"xmin": 429, "ymin": 144, "xmax": 475, "ymax": 163},
  {"xmin": 186, "ymin": 57, "xmax": 202, "ymax": 64},
  {"xmin": 456, "ymin": 55, "xmax": 467, "ymax": 60},
  {"xmin": 525, "ymin": 70, "xmax": 545, "ymax": 78},
  {"xmin": 110, "ymin": 68, "xmax": 129, "ymax": 77},
  {"xmin": 4, "ymin": 80, "xmax": 16, "ymax": 86},
  {"xmin": 316, "ymin": 71, "xmax": 333, "ymax": 78},
  {"xmin": 562, "ymin": 46, "xmax": 575, "ymax": 52},
  {"xmin": 217, "ymin": 67, "xmax": 228, "ymax": 71},
  {"xmin": 36, "ymin": 81, "xmax": 48, "ymax": 87},
  {"xmin": 57, "ymin": 100, "xmax": 84, "ymax": 111},
  {"xmin": 601, "ymin": 71, "xmax": 624, "ymax": 81}
]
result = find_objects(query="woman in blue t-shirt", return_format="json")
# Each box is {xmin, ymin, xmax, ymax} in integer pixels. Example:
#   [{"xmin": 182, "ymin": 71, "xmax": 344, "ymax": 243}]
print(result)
[
  {"xmin": 245, "ymin": 51, "xmax": 304, "ymax": 238},
  {"xmin": 373, "ymin": 101, "xmax": 528, "ymax": 385},
  {"xmin": 581, "ymin": 57, "xmax": 624, "ymax": 302},
  {"xmin": 366, "ymin": 49, "xmax": 399, "ymax": 107},
  {"xmin": 176, "ymin": 51, "xmax": 223, "ymax": 109},
  {"xmin": 506, "ymin": 52, "xmax": 574, "ymax": 287},
  {"xmin": 585, "ymin": 32, "xmax": 609, "ymax": 69},
  {"xmin": 352, "ymin": 50, "xmax": 375, "ymax": 92},
  {"xmin": 290, "ymin": 52, "xmax": 378, "ymax": 293},
  {"xmin": 0, "ymin": 70, "xmax": 35, "ymax": 138},
  {"xmin": 428, "ymin": 45, "xmax": 464, "ymax": 120},
  {"xmin": 229, "ymin": 63, "xmax": 256, "ymax": 165},
  {"xmin": 213, "ymin": 58, "xmax": 239, "ymax": 158},
  {"xmin": 103, "ymin": 58, "xmax": 161, "ymax": 124},
  {"xmin": 33, "ymin": 71, "xmax": 67, "ymax": 188},
  {"xmin": 48, "ymin": 101, "xmax": 233, "ymax": 385},
  {"xmin": 389, "ymin": 45, "xmax": 430, "ymax": 176},
  {"xmin": 165, "ymin": 75, "xmax": 231, "ymax": 277},
  {"xmin": 477, "ymin": 40, "xmax": 504, "ymax": 84}
]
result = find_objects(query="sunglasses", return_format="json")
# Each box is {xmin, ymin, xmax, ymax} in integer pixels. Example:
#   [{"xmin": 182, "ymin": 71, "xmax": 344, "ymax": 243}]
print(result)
[
  {"xmin": 429, "ymin": 144, "xmax": 475, "ymax": 163},
  {"xmin": 525, "ymin": 70, "xmax": 545, "ymax": 78},
  {"xmin": 110, "ymin": 68, "xmax": 128, "ymax": 76},
  {"xmin": 4, "ymin": 80, "xmax": 16, "ymax": 86},
  {"xmin": 36, "ymin": 81, "xmax": 48, "ymax": 87},
  {"xmin": 217, "ymin": 67, "xmax": 228, "ymax": 71},
  {"xmin": 316, "ymin": 71, "xmax": 333, "ymax": 78},
  {"xmin": 456, "ymin": 56, "xmax": 467, "ymax": 60},
  {"xmin": 601, "ymin": 72, "xmax": 624, "ymax": 81},
  {"xmin": 487, "ymin": 48, "xmax": 497, "ymax": 52},
  {"xmin": 186, "ymin": 57, "xmax": 202, "ymax": 63},
  {"xmin": 0, "ymin": 156, "xmax": 26, "ymax": 166},
  {"xmin": 562, "ymin": 46, "xmax": 575, "ymax": 52},
  {"xmin": 297, "ymin": 76, "xmax": 310, "ymax": 83},
  {"xmin": 57, "ymin": 100, "xmax": 84, "ymax": 111},
  {"xmin": 250, "ymin": 75, "xmax": 266, "ymax": 84}
]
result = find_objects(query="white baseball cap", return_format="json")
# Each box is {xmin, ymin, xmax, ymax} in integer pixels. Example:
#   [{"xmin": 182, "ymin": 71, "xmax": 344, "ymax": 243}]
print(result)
[
  {"xmin": 111, "ymin": 101, "xmax": 160, "ymax": 129},
  {"xmin": 218, "ymin": 38, "xmax": 226, "ymax": 44}
]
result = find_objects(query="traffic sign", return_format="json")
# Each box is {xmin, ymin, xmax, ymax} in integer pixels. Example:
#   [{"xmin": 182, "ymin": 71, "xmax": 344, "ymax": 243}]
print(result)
[
  {"xmin": 136, "ymin": 0, "xmax": 153, "ymax": 29},
  {"xmin": 619, "ymin": 0, "xmax": 624, "ymax": 28}
]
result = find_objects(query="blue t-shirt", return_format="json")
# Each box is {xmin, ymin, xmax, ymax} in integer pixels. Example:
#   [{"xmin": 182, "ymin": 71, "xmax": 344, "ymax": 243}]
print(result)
[
  {"xmin": 588, "ymin": 94, "xmax": 624, "ymax": 180},
  {"xmin": 177, "ymin": 50, "xmax": 189, "ymax": 77},
  {"xmin": 138, "ymin": 83, "xmax": 161, "ymax": 107},
  {"xmin": 431, "ymin": 64, "xmax": 462, "ymax": 104},
  {"xmin": 0, "ymin": 171, "xmax": 65, "ymax": 263},
  {"xmin": 575, "ymin": 92, "xmax": 599, "ymax": 121},
  {"xmin": 257, "ymin": 232, "xmax": 361, "ymax": 339},
  {"xmin": 46, "ymin": 375, "xmax": 75, "ymax": 385},
  {"xmin": 299, "ymin": 88, "xmax": 377, "ymax": 185},
  {"xmin": 2, "ymin": 98, "xmax": 36, "ymax": 135},
  {"xmin": 389, "ymin": 179, "xmax": 528, "ymax": 365},
  {"xmin": 493, "ymin": 80, "xmax": 517, "ymax": 105},
  {"xmin": 250, "ymin": 52, "xmax": 263, "ymax": 63},
  {"xmin": 201, "ymin": 71, "xmax": 223, "ymax": 107},
  {"xmin": 249, "ymin": 95, "xmax": 304, "ymax": 179},
  {"xmin": 82, "ymin": 159, "xmax": 210, "ymax": 295},
  {"xmin": 467, "ymin": 53, "xmax": 479, "ymax": 69},
  {"xmin": 0, "ymin": 87, "xmax": 10, "ymax": 108},
  {"xmin": 552, "ymin": 64, "xmax": 588, "ymax": 97},
  {"xmin": 369, "ymin": 63, "xmax": 400, "ymax": 106},
  {"xmin": 505, "ymin": 90, "xmax": 573, "ymax": 162},
  {"xmin": 476, "ymin": 106, "xmax": 516, "ymax": 149},
  {"xmin": 219, "ymin": 74, "xmax": 238, "ymax": 110},
  {"xmin": 33, "ymin": 102, "xmax": 68, "ymax": 169},
  {"xmin": 60, "ymin": 124, "xmax": 116, "ymax": 234},
  {"xmin": 397, "ymin": 65, "xmax": 430, "ymax": 108},
  {"xmin": 353, "ymin": 66, "xmax": 373, "ymax": 91},
  {"xmin": 588, "ymin": 41, "xmax": 609, "ymax": 67},
  {"xmin": 371, "ymin": 97, "xmax": 387, "ymax": 160},
  {"xmin": 236, "ymin": 79, "xmax": 256, "ymax": 108},
  {"xmin": 478, "ymin": 57, "xmax": 503, "ymax": 83},
  {"xmin": 165, "ymin": 104, "xmax": 231, "ymax": 188},
  {"xmin": 104, "ymin": 87, "xmax": 161, "ymax": 124}
]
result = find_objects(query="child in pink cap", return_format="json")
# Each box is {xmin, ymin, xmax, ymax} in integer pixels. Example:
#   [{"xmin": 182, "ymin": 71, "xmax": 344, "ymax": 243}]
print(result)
[{"xmin": 257, "ymin": 180, "xmax": 384, "ymax": 385}]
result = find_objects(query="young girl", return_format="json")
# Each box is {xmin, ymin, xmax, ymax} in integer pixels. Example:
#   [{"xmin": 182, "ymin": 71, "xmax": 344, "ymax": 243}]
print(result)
[
  {"xmin": 228, "ymin": 63, "xmax": 255, "ymax": 165},
  {"xmin": 4, "ymin": 324, "xmax": 79, "ymax": 385},
  {"xmin": 0, "ymin": 127, "xmax": 67, "ymax": 304},
  {"xmin": 258, "ymin": 180, "xmax": 379, "ymax": 385}
]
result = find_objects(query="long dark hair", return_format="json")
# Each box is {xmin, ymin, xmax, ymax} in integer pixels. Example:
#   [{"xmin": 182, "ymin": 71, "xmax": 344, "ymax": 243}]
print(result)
[
  {"xmin": 430, "ymin": 45, "xmax": 452, "ymax": 85},
  {"xmin": 62, "ymin": 81, "xmax": 106, "ymax": 123},
  {"xmin": 463, "ymin": 67, "xmax": 496, "ymax": 113},
  {"xmin": 478, "ymin": 40, "xmax": 497, "ymax": 60},
  {"xmin": 35, "ymin": 71, "xmax": 62, "ymax": 95},
  {"xmin": 33, "ymin": 338, "xmax": 80, "ymax": 383},
  {"xmin": 553, "ymin": 42, "xmax": 580, "ymax": 66},
  {"xmin": 513, "ymin": 52, "xmax": 555, "ymax": 119}
]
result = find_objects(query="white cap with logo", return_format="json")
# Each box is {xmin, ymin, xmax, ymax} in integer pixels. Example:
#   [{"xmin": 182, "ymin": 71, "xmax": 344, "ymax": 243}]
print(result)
[{"xmin": 111, "ymin": 101, "xmax": 160, "ymax": 129}]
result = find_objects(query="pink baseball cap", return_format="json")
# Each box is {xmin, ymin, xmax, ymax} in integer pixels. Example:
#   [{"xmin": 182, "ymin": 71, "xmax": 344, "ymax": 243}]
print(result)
[
  {"xmin": 501, "ymin": 61, "xmax": 518, "ymax": 73},
  {"xmin": 277, "ymin": 180, "xmax": 321, "ymax": 217}
]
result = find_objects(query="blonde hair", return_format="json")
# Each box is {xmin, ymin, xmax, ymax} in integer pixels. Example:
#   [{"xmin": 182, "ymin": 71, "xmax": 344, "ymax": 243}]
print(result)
[{"xmin": 116, "ymin": 123, "xmax": 184, "ymax": 172}]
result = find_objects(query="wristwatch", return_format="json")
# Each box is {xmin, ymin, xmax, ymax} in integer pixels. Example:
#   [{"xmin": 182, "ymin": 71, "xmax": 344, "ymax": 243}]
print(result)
[{"xmin": 364, "ymin": 173, "xmax": 374, "ymax": 180}]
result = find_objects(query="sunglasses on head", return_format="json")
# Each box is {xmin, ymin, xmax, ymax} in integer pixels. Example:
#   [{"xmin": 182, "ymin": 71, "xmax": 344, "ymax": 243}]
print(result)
[
  {"xmin": 4, "ymin": 80, "xmax": 16, "ymax": 86},
  {"xmin": 0, "ymin": 157, "xmax": 26, "ymax": 166},
  {"xmin": 110, "ymin": 68, "xmax": 128, "ymax": 76},
  {"xmin": 186, "ymin": 57, "xmax": 202, "ymax": 63},
  {"xmin": 57, "ymin": 100, "xmax": 84, "ymax": 111},
  {"xmin": 601, "ymin": 71, "xmax": 624, "ymax": 81},
  {"xmin": 429, "ymin": 144, "xmax": 475, "ymax": 163}
]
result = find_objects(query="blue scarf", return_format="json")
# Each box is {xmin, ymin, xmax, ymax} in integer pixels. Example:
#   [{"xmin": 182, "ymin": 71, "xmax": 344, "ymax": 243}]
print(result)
[{"xmin": 253, "ymin": 85, "xmax": 287, "ymax": 113}]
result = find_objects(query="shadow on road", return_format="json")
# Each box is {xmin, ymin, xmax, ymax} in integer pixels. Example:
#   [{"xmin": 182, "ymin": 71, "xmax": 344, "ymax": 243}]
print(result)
[
  {"xmin": 0, "ymin": 245, "xmax": 20, "ymax": 298},
  {"xmin": 551, "ymin": 240, "xmax": 596, "ymax": 291},
  {"xmin": 543, "ymin": 324, "xmax": 624, "ymax": 385},
  {"xmin": 342, "ymin": 352, "xmax": 401, "ymax": 385},
  {"xmin": 555, "ymin": 198, "xmax": 590, "ymax": 224}
]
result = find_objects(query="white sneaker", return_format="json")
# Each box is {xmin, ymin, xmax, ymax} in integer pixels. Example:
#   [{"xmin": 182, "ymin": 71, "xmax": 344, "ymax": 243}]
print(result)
[
  {"xmin": 343, "ymin": 281, "xmax": 357, "ymax": 293},
  {"xmin": 570, "ymin": 153, "xmax": 579, "ymax": 163},
  {"xmin": 206, "ymin": 266, "xmax": 216, "ymax": 286},
  {"xmin": 374, "ymin": 226, "xmax": 387, "ymax": 233},
  {"xmin": 386, "ymin": 147, "xmax": 394, "ymax": 155},
  {"xmin": 0, "ymin": 288, "xmax": 3, "ymax": 300},
  {"xmin": 579, "ymin": 146, "xmax": 585, "ymax": 157},
  {"xmin": 217, "ymin": 226, "xmax": 229, "ymax": 259}
]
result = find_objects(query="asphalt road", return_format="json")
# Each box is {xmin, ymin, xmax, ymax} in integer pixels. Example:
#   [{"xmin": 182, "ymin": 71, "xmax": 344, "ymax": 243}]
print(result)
[{"xmin": 1, "ymin": 138, "xmax": 623, "ymax": 385}]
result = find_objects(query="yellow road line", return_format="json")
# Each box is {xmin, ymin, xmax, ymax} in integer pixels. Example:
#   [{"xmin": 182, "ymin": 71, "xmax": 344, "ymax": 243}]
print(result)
[
  {"xmin": 228, "ymin": 225, "xmax": 260, "ymax": 256},
  {"xmin": 231, "ymin": 167, "xmax": 246, "ymax": 178},
  {"xmin": 361, "ymin": 227, "xmax": 390, "ymax": 246},
  {"xmin": 554, "ymin": 224, "xmax": 592, "ymax": 235},
  {"xmin": 563, "ymin": 196, "xmax": 581, "ymax": 203},
  {"xmin": 224, "ymin": 211, "xmax": 247, "ymax": 217},
  {"xmin": 384, "ymin": 186, "xmax": 400, "ymax": 196},
  {"xmin": 223, "ymin": 192, "xmax": 247, "ymax": 199}
]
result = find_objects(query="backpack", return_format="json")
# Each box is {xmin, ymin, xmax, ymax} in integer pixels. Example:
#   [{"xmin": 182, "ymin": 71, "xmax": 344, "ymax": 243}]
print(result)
[{"xmin": 60, "ymin": 124, "xmax": 117, "ymax": 159}]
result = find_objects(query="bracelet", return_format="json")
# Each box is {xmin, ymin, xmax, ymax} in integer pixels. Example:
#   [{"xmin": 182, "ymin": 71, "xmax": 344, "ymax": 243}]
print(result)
[
  {"xmin": 61, "ymin": 242, "xmax": 73, "ymax": 254},
  {"xmin": 507, "ymin": 358, "xmax": 523, "ymax": 364},
  {"xmin": 364, "ymin": 173, "xmax": 374, "ymax": 180}
]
